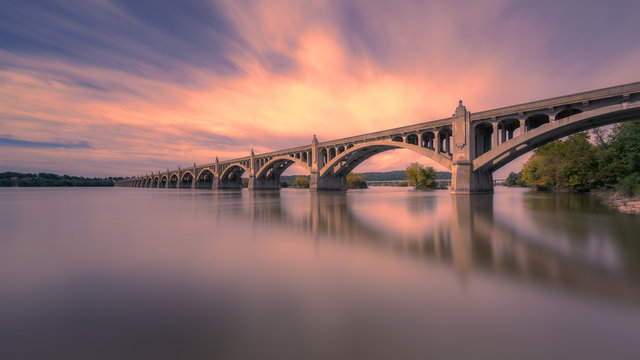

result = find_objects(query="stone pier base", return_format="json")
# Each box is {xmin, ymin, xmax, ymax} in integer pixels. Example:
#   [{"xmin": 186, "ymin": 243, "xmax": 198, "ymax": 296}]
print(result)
[
  {"xmin": 249, "ymin": 176, "xmax": 281, "ymax": 190},
  {"xmin": 212, "ymin": 178, "xmax": 242, "ymax": 190},
  {"xmin": 450, "ymin": 162, "xmax": 493, "ymax": 194},
  {"xmin": 310, "ymin": 173, "xmax": 347, "ymax": 191}
]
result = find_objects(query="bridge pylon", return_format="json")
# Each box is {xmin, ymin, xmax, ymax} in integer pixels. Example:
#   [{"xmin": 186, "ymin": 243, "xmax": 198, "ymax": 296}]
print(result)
[{"xmin": 450, "ymin": 101, "xmax": 493, "ymax": 194}]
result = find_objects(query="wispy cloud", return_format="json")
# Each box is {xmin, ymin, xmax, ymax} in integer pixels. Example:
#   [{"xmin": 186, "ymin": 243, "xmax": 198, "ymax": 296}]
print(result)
[
  {"xmin": 1, "ymin": 0, "xmax": 639, "ymax": 177},
  {"xmin": 0, "ymin": 137, "xmax": 91, "ymax": 149}
]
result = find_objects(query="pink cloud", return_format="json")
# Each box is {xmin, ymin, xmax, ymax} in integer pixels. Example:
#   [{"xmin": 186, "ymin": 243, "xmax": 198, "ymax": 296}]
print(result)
[{"xmin": 2, "ymin": 1, "xmax": 639, "ymax": 177}]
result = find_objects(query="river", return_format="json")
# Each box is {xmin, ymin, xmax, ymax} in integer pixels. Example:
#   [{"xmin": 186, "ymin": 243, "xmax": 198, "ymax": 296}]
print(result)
[{"xmin": 1, "ymin": 187, "xmax": 639, "ymax": 359}]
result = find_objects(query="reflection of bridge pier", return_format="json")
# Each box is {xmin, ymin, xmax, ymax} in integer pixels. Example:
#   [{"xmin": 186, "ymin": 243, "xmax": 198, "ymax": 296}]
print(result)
[
  {"xmin": 450, "ymin": 195, "xmax": 494, "ymax": 276},
  {"xmin": 236, "ymin": 191, "xmax": 640, "ymax": 306}
]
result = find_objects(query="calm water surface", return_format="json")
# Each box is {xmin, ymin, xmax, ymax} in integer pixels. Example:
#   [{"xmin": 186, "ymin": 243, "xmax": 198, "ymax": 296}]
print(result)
[{"xmin": 1, "ymin": 187, "xmax": 640, "ymax": 359}]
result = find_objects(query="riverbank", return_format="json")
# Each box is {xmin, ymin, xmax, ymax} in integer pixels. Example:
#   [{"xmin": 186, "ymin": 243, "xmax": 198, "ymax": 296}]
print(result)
[{"xmin": 592, "ymin": 191, "xmax": 640, "ymax": 214}]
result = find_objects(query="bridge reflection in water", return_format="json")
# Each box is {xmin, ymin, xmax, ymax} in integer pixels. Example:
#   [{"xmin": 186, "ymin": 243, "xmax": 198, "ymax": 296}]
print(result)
[{"xmin": 212, "ymin": 189, "xmax": 640, "ymax": 306}]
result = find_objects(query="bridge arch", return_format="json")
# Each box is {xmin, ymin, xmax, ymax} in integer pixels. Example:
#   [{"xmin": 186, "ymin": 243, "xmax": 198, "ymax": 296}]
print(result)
[
  {"xmin": 159, "ymin": 174, "xmax": 168, "ymax": 187},
  {"xmin": 319, "ymin": 139, "xmax": 452, "ymax": 178},
  {"xmin": 255, "ymin": 156, "xmax": 311, "ymax": 181},
  {"xmin": 193, "ymin": 168, "xmax": 215, "ymax": 189},
  {"xmin": 180, "ymin": 171, "xmax": 194, "ymax": 182},
  {"xmin": 196, "ymin": 168, "xmax": 215, "ymax": 181},
  {"xmin": 219, "ymin": 164, "xmax": 249, "ymax": 189},
  {"xmin": 474, "ymin": 102, "xmax": 640, "ymax": 173},
  {"xmin": 168, "ymin": 173, "xmax": 179, "ymax": 188},
  {"xmin": 178, "ymin": 171, "xmax": 194, "ymax": 189}
]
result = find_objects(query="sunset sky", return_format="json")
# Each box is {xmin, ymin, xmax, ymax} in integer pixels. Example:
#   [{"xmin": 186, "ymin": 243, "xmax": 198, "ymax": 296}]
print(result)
[{"xmin": 2, "ymin": 0, "xmax": 640, "ymax": 177}]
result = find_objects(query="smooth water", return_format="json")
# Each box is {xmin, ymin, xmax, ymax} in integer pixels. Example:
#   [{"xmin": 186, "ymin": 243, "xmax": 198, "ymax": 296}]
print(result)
[{"xmin": 1, "ymin": 187, "xmax": 640, "ymax": 359}]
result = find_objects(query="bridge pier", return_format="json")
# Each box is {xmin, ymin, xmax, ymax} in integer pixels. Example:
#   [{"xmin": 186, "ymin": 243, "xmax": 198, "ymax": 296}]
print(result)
[
  {"xmin": 451, "ymin": 162, "xmax": 493, "ymax": 194},
  {"xmin": 214, "ymin": 177, "xmax": 242, "ymax": 190},
  {"xmin": 249, "ymin": 176, "xmax": 281, "ymax": 190},
  {"xmin": 449, "ymin": 101, "xmax": 494, "ymax": 194},
  {"xmin": 310, "ymin": 172, "xmax": 347, "ymax": 191}
]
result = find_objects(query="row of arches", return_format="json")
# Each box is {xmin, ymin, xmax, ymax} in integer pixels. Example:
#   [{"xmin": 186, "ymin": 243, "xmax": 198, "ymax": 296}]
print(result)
[
  {"xmin": 319, "ymin": 128, "xmax": 454, "ymax": 167},
  {"xmin": 473, "ymin": 107, "xmax": 584, "ymax": 157},
  {"xmin": 119, "ymin": 106, "xmax": 582, "ymax": 189}
]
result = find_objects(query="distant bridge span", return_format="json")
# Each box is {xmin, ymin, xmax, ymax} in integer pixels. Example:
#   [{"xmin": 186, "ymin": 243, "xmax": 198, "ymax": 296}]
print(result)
[{"xmin": 117, "ymin": 82, "xmax": 640, "ymax": 193}]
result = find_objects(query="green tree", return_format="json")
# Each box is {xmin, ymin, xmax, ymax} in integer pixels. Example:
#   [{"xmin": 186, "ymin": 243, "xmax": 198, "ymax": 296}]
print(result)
[
  {"xmin": 606, "ymin": 120, "xmax": 640, "ymax": 195},
  {"xmin": 405, "ymin": 163, "xmax": 437, "ymax": 189},
  {"xmin": 504, "ymin": 171, "xmax": 526, "ymax": 187},
  {"xmin": 346, "ymin": 173, "xmax": 368, "ymax": 189},
  {"xmin": 293, "ymin": 176, "xmax": 310, "ymax": 188},
  {"xmin": 522, "ymin": 133, "xmax": 599, "ymax": 192}
]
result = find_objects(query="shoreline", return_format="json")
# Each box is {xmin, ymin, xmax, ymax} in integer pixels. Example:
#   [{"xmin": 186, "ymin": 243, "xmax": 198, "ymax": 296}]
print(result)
[{"xmin": 591, "ymin": 191, "xmax": 640, "ymax": 215}]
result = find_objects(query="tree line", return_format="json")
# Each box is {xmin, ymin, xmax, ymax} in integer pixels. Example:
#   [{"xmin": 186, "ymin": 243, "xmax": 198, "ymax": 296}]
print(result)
[
  {"xmin": 505, "ymin": 120, "xmax": 640, "ymax": 196},
  {"xmin": 0, "ymin": 172, "xmax": 122, "ymax": 187}
]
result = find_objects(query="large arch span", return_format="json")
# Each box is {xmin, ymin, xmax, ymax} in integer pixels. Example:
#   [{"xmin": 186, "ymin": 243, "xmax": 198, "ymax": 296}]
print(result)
[
  {"xmin": 320, "ymin": 140, "xmax": 452, "ymax": 178},
  {"xmin": 474, "ymin": 102, "xmax": 640, "ymax": 172}
]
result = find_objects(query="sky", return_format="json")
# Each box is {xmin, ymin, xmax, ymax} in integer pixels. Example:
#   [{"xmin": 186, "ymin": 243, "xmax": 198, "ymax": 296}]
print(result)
[{"xmin": 1, "ymin": 0, "xmax": 640, "ymax": 178}]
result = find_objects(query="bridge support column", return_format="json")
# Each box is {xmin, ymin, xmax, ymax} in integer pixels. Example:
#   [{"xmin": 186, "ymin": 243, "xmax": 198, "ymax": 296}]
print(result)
[
  {"xmin": 308, "ymin": 134, "xmax": 347, "ymax": 191},
  {"xmin": 249, "ymin": 176, "xmax": 281, "ymax": 190},
  {"xmin": 311, "ymin": 173, "xmax": 347, "ymax": 191},
  {"xmin": 449, "ymin": 101, "xmax": 494, "ymax": 194},
  {"xmin": 451, "ymin": 162, "xmax": 493, "ymax": 194},
  {"xmin": 215, "ymin": 178, "xmax": 242, "ymax": 189},
  {"xmin": 191, "ymin": 164, "xmax": 197, "ymax": 189}
]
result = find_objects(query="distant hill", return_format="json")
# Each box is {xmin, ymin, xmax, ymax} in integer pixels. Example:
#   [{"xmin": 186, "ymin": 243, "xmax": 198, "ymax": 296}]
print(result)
[
  {"xmin": 280, "ymin": 170, "xmax": 451, "ymax": 184},
  {"xmin": 0, "ymin": 172, "xmax": 122, "ymax": 187}
]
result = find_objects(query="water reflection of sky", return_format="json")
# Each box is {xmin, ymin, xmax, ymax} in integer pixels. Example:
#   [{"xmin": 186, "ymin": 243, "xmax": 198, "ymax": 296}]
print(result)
[{"xmin": 1, "ymin": 187, "xmax": 640, "ymax": 359}]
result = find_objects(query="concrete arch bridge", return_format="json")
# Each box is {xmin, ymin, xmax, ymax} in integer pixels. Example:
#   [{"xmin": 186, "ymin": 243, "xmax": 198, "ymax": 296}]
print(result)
[{"xmin": 117, "ymin": 82, "xmax": 640, "ymax": 193}]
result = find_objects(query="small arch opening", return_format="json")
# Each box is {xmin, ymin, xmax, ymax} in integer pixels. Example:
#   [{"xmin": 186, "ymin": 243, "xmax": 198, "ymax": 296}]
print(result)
[
  {"xmin": 438, "ymin": 129, "xmax": 452, "ymax": 155},
  {"xmin": 474, "ymin": 123, "xmax": 493, "ymax": 156},
  {"xmin": 555, "ymin": 108, "xmax": 582, "ymax": 120},
  {"xmin": 406, "ymin": 134, "xmax": 419, "ymax": 145},
  {"xmin": 526, "ymin": 114, "xmax": 550, "ymax": 130},
  {"xmin": 498, "ymin": 118, "xmax": 521, "ymax": 144},
  {"xmin": 421, "ymin": 132, "xmax": 435, "ymax": 150},
  {"xmin": 329, "ymin": 148, "xmax": 337, "ymax": 160}
]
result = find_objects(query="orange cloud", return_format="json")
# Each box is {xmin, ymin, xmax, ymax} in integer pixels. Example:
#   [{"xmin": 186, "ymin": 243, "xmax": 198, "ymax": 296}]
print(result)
[{"xmin": 2, "ymin": 1, "xmax": 640, "ymax": 177}]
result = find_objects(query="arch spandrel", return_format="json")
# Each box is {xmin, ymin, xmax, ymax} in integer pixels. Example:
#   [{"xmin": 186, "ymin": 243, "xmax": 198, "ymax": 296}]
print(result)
[
  {"xmin": 196, "ymin": 168, "xmax": 216, "ymax": 181},
  {"xmin": 473, "ymin": 102, "xmax": 640, "ymax": 172},
  {"xmin": 220, "ymin": 163, "xmax": 250, "ymax": 180},
  {"xmin": 255, "ymin": 156, "xmax": 311, "ymax": 180},
  {"xmin": 179, "ymin": 171, "xmax": 194, "ymax": 182},
  {"xmin": 319, "ymin": 139, "xmax": 452, "ymax": 177}
]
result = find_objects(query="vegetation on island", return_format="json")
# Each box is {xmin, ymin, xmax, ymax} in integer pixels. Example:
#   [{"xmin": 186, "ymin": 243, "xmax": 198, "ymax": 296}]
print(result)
[
  {"xmin": 405, "ymin": 162, "xmax": 438, "ymax": 190},
  {"xmin": 293, "ymin": 176, "xmax": 310, "ymax": 188},
  {"xmin": 0, "ymin": 172, "xmax": 121, "ymax": 187},
  {"xmin": 504, "ymin": 171, "xmax": 527, "ymax": 187},
  {"xmin": 346, "ymin": 173, "xmax": 368, "ymax": 189},
  {"xmin": 513, "ymin": 120, "xmax": 640, "ymax": 196}
]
